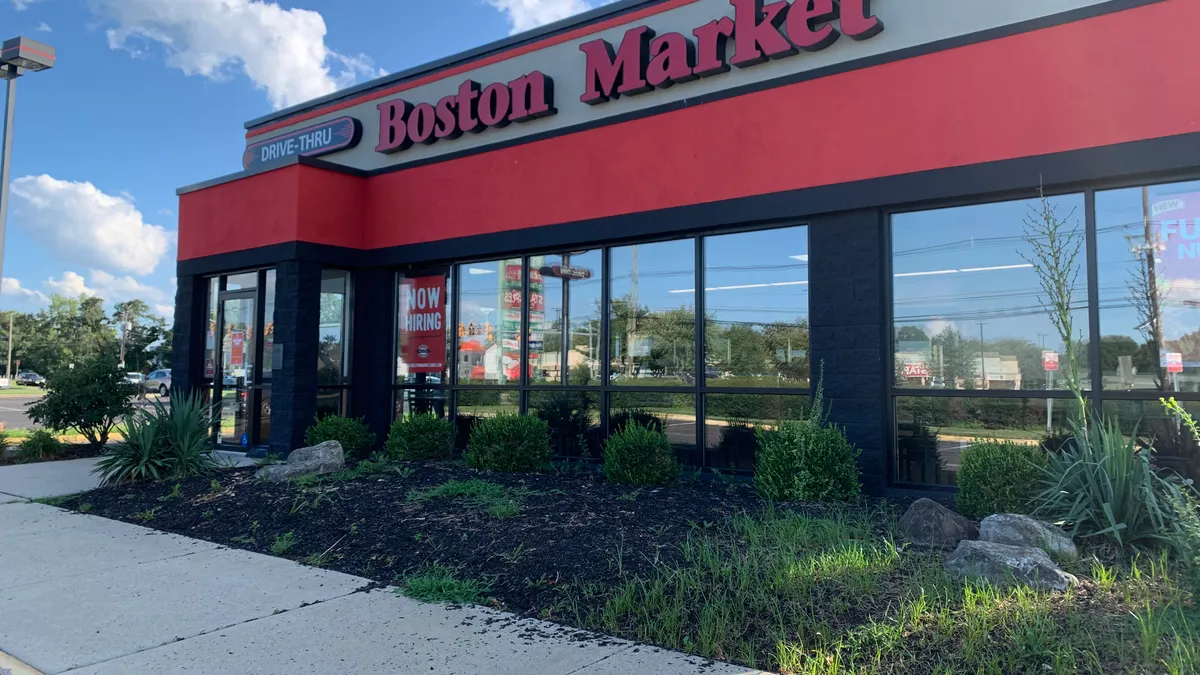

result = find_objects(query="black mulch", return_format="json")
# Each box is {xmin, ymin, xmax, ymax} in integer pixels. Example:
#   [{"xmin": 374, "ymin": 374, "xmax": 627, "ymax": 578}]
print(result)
[{"xmin": 61, "ymin": 462, "xmax": 768, "ymax": 616}]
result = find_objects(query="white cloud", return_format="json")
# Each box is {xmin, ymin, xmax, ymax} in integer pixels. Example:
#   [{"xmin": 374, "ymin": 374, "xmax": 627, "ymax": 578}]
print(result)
[
  {"xmin": 45, "ymin": 271, "xmax": 95, "ymax": 298},
  {"xmin": 1, "ymin": 278, "xmax": 48, "ymax": 304},
  {"xmin": 154, "ymin": 303, "xmax": 174, "ymax": 318},
  {"xmin": 92, "ymin": 0, "xmax": 384, "ymax": 110},
  {"xmin": 12, "ymin": 0, "xmax": 44, "ymax": 11},
  {"xmin": 37, "ymin": 22, "xmax": 52, "ymax": 32},
  {"xmin": 486, "ymin": 0, "xmax": 594, "ymax": 34},
  {"xmin": 44, "ymin": 270, "xmax": 173, "ymax": 308},
  {"xmin": 10, "ymin": 174, "xmax": 172, "ymax": 276}
]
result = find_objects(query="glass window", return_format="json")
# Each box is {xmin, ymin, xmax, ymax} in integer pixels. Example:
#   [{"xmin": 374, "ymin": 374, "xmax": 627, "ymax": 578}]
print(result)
[
  {"xmin": 225, "ymin": 272, "xmax": 257, "ymax": 291},
  {"xmin": 530, "ymin": 391, "xmax": 601, "ymax": 458},
  {"xmin": 894, "ymin": 396, "xmax": 1070, "ymax": 486},
  {"xmin": 704, "ymin": 393, "xmax": 810, "ymax": 471},
  {"xmin": 317, "ymin": 389, "xmax": 346, "ymax": 419},
  {"xmin": 705, "ymin": 226, "xmax": 809, "ymax": 388},
  {"xmin": 395, "ymin": 388, "xmax": 448, "ymax": 419},
  {"xmin": 1096, "ymin": 181, "xmax": 1200, "ymax": 393},
  {"xmin": 610, "ymin": 240, "xmax": 696, "ymax": 386},
  {"xmin": 319, "ymin": 270, "xmax": 350, "ymax": 386},
  {"xmin": 1102, "ymin": 399, "xmax": 1199, "ymax": 482},
  {"xmin": 609, "ymin": 391, "xmax": 699, "ymax": 467},
  {"xmin": 204, "ymin": 277, "xmax": 218, "ymax": 393},
  {"xmin": 529, "ymin": 251, "xmax": 603, "ymax": 385},
  {"xmin": 455, "ymin": 389, "xmax": 520, "ymax": 448},
  {"xmin": 398, "ymin": 270, "xmax": 451, "ymax": 385},
  {"xmin": 457, "ymin": 258, "xmax": 523, "ymax": 384},
  {"xmin": 261, "ymin": 270, "xmax": 276, "ymax": 380},
  {"xmin": 892, "ymin": 195, "xmax": 1089, "ymax": 391}
]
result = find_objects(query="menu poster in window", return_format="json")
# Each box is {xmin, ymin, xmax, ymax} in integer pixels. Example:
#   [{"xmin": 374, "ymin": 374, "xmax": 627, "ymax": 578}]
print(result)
[
  {"xmin": 1149, "ymin": 192, "xmax": 1200, "ymax": 368},
  {"xmin": 400, "ymin": 276, "xmax": 447, "ymax": 374}
]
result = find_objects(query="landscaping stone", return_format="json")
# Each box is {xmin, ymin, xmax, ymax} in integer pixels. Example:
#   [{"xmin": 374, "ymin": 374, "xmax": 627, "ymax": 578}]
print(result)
[
  {"xmin": 980, "ymin": 514, "xmax": 1078, "ymax": 561},
  {"xmin": 255, "ymin": 441, "xmax": 344, "ymax": 483},
  {"xmin": 900, "ymin": 498, "xmax": 979, "ymax": 549},
  {"xmin": 945, "ymin": 540, "xmax": 1079, "ymax": 592},
  {"xmin": 2, "ymin": 445, "xmax": 18, "ymax": 459}
]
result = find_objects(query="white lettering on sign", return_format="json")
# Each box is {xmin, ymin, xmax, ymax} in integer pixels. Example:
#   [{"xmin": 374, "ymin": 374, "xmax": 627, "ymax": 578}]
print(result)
[
  {"xmin": 1159, "ymin": 219, "xmax": 1200, "ymax": 260},
  {"xmin": 405, "ymin": 286, "xmax": 444, "ymax": 332},
  {"xmin": 1153, "ymin": 199, "xmax": 1185, "ymax": 216}
]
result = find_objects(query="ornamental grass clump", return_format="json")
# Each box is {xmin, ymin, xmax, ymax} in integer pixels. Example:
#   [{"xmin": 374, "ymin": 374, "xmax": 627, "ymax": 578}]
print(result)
[
  {"xmin": 603, "ymin": 423, "xmax": 679, "ymax": 486},
  {"xmin": 94, "ymin": 392, "xmax": 220, "ymax": 485},
  {"xmin": 956, "ymin": 440, "xmax": 1048, "ymax": 520},
  {"xmin": 464, "ymin": 413, "xmax": 552, "ymax": 473},
  {"xmin": 386, "ymin": 413, "xmax": 454, "ymax": 460}
]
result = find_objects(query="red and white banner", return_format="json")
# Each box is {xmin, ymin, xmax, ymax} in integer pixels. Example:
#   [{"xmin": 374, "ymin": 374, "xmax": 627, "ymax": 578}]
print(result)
[
  {"xmin": 1042, "ymin": 351, "xmax": 1059, "ymax": 372},
  {"xmin": 400, "ymin": 275, "xmax": 447, "ymax": 373}
]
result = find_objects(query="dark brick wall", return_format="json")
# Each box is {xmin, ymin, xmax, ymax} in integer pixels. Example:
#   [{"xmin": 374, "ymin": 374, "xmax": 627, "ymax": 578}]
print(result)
[
  {"xmin": 269, "ymin": 260, "xmax": 323, "ymax": 457},
  {"xmin": 171, "ymin": 274, "xmax": 206, "ymax": 396},
  {"xmin": 808, "ymin": 210, "xmax": 889, "ymax": 495},
  {"xmin": 350, "ymin": 268, "xmax": 396, "ymax": 447}
]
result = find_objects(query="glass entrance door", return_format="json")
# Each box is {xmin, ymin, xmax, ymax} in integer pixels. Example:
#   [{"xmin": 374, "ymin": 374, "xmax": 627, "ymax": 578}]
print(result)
[{"xmin": 218, "ymin": 294, "xmax": 256, "ymax": 447}]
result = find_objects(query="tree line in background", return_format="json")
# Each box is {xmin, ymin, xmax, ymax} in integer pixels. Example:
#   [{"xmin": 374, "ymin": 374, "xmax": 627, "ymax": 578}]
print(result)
[{"xmin": 0, "ymin": 295, "xmax": 171, "ymax": 377}]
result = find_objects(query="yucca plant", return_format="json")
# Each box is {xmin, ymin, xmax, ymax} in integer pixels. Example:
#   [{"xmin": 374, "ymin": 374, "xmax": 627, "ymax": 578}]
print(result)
[
  {"xmin": 1032, "ymin": 417, "xmax": 1197, "ymax": 550},
  {"xmin": 94, "ymin": 391, "xmax": 220, "ymax": 485},
  {"xmin": 95, "ymin": 410, "xmax": 171, "ymax": 485}
]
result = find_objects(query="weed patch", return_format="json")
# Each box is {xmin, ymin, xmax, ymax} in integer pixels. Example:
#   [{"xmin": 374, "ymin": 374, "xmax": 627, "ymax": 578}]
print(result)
[
  {"xmin": 398, "ymin": 563, "xmax": 492, "ymax": 604},
  {"xmin": 406, "ymin": 479, "xmax": 531, "ymax": 518}
]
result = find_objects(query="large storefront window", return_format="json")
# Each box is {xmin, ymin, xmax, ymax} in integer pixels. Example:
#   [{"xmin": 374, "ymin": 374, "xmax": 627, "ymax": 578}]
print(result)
[
  {"xmin": 531, "ymin": 250, "xmax": 602, "ymax": 385},
  {"xmin": 456, "ymin": 258, "xmax": 523, "ymax": 385},
  {"xmin": 609, "ymin": 240, "xmax": 695, "ymax": 385}
]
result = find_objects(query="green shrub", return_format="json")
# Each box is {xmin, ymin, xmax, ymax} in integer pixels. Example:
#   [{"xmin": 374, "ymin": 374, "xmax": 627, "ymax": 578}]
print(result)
[
  {"xmin": 94, "ymin": 393, "xmax": 220, "ymax": 485},
  {"xmin": 386, "ymin": 413, "xmax": 453, "ymax": 460},
  {"xmin": 603, "ymin": 423, "xmax": 679, "ymax": 486},
  {"xmin": 464, "ymin": 413, "xmax": 551, "ymax": 473},
  {"xmin": 609, "ymin": 409, "xmax": 664, "ymax": 435},
  {"xmin": 755, "ymin": 421, "xmax": 861, "ymax": 502},
  {"xmin": 305, "ymin": 415, "xmax": 377, "ymax": 459},
  {"xmin": 28, "ymin": 355, "xmax": 135, "ymax": 447},
  {"xmin": 16, "ymin": 430, "xmax": 65, "ymax": 463},
  {"xmin": 956, "ymin": 441, "xmax": 1047, "ymax": 519},
  {"xmin": 1032, "ymin": 418, "xmax": 1199, "ymax": 550}
]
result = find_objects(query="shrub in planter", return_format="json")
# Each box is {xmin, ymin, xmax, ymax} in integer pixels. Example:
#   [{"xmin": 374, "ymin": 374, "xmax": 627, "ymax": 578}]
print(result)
[
  {"xmin": 603, "ymin": 423, "xmax": 680, "ymax": 486},
  {"xmin": 28, "ymin": 355, "xmax": 135, "ymax": 448},
  {"xmin": 755, "ymin": 421, "xmax": 861, "ymax": 502},
  {"xmin": 386, "ymin": 413, "xmax": 454, "ymax": 460},
  {"xmin": 17, "ymin": 430, "xmax": 65, "ymax": 462},
  {"xmin": 465, "ymin": 413, "xmax": 552, "ymax": 473},
  {"xmin": 956, "ymin": 440, "xmax": 1047, "ymax": 520},
  {"xmin": 609, "ymin": 409, "xmax": 664, "ymax": 435},
  {"xmin": 305, "ymin": 415, "xmax": 377, "ymax": 459}
]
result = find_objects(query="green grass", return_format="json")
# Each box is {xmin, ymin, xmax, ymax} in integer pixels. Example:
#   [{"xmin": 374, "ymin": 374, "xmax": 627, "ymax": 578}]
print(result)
[
  {"xmin": 557, "ymin": 507, "xmax": 1199, "ymax": 674},
  {"xmin": 406, "ymin": 478, "xmax": 532, "ymax": 518},
  {"xmin": 397, "ymin": 563, "xmax": 493, "ymax": 604},
  {"xmin": 270, "ymin": 531, "xmax": 296, "ymax": 555},
  {"xmin": 32, "ymin": 495, "xmax": 71, "ymax": 507}
]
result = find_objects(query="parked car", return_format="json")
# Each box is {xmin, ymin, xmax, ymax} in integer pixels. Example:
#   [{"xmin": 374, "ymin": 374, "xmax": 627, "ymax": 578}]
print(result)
[
  {"xmin": 125, "ymin": 372, "xmax": 145, "ymax": 387},
  {"xmin": 16, "ymin": 372, "xmax": 45, "ymax": 388},
  {"xmin": 144, "ymin": 369, "xmax": 172, "ymax": 396}
]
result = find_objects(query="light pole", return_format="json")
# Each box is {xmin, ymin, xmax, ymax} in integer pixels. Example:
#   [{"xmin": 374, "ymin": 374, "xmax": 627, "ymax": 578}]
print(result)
[{"xmin": 0, "ymin": 37, "xmax": 55, "ymax": 290}]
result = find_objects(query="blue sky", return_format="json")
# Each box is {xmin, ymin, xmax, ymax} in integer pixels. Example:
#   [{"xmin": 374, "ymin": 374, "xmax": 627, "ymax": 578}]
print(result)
[{"xmin": 0, "ymin": 0, "xmax": 606, "ymax": 318}]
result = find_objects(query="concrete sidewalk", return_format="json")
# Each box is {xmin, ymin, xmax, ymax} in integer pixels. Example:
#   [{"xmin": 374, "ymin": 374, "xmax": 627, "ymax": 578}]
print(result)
[
  {"xmin": 0, "ymin": 502, "xmax": 763, "ymax": 675},
  {"xmin": 0, "ymin": 452, "xmax": 256, "ymax": 501}
]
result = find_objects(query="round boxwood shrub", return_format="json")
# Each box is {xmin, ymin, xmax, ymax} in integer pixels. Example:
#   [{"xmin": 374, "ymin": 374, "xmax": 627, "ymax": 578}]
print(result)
[
  {"xmin": 465, "ymin": 413, "xmax": 552, "ymax": 473},
  {"xmin": 755, "ymin": 421, "xmax": 861, "ymax": 503},
  {"xmin": 603, "ymin": 423, "xmax": 680, "ymax": 486},
  {"xmin": 305, "ymin": 415, "xmax": 377, "ymax": 460},
  {"xmin": 386, "ymin": 413, "xmax": 454, "ymax": 460},
  {"xmin": 957, "ymin": 440, "xmax": 1048, "ymax": 520}
]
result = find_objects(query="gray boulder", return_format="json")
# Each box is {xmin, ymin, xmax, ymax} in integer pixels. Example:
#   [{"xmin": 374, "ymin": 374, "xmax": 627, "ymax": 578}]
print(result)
[
  {"xmin": 946, "ymin": 540, "xmax": 1079, "ymax": 592},
  {"xmin": 900, "ymin": 498, "xmax": 979, "ymax": 549},
  {"xmin": 255, "ymin": 440, "xmax": 345, "ymax": 483},
  {"xmin": 980, "ymin": 514, "xmax": 1078, "ymax": 561}
]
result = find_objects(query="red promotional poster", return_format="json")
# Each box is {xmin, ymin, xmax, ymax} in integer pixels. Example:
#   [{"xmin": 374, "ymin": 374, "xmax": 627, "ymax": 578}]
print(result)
[
  {"xmin": 400, "ymin": 276, "xmax": 447, "ymax": 374},
  {"xmin": 230, "ymin": 331, "xmax": 244, "ymax": 367}
]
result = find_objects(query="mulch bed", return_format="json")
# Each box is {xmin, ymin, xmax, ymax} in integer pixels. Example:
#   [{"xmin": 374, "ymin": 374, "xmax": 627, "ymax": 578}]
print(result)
[
  {"xmin": 60, "ymin": 462, "xmax": 768, "ymax": 616},
  {"xmin": 0, "ymin": 443, "xmax": 100, "ymax": 466}
]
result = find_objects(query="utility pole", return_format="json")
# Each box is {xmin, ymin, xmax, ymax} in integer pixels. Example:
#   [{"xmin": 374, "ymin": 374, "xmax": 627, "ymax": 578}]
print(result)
[
  {"xmin": 1141, "ymin": 186, "xmax": 1168, "ymax": 391},
  {"xmin": 5, "ymin": 310, "xmax": 11, "ymax": 380},
  {"xmin": 977, "ymin": 321, "xmax": 988, "ymax": 390},
  {"xmin": 627, "ymin": 245, "xmax": 638, "ymax": 377},
  {"xmin": 118, "ymin": 309, "xmax": 128, "ymax": 370}
]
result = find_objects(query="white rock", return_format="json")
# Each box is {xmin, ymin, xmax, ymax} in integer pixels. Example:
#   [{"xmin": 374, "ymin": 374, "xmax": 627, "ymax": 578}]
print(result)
[
  {"xmin": 980, "ymin": 514, "xmax": 1078, "ymax": 561},
  {"xmin": 946, "ymin": 540, "xmax": 1079, "ymax": 592}
]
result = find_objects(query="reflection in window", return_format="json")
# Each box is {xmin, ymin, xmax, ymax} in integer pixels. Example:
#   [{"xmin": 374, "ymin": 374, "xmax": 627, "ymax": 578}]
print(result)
[
  {"xmin": 609, "ymin": 391, "xmax": 698, "ymax": 466},
  {"xmin": 397, "ymin": 271, "xmax": 451, "ymax": 385},
  {"xmin": 610, "ymin": 240, "xmax": 696, "ymax": 386},
  {"xmin": 316, "ymin": 388, "xmax": 346, "ymax": 419},
  {"xmin": 530, "ymin": 391, "xmax": 600, "ymax": 458},
  {"xmin": 204, "ymin": 277, "xmax": 219, "ymax": 398},
  {"xmin": 1103, "ymin": 400, "xmax": 1199, "ymax": 481},
  {"xmin": 225, "ymin": 272, "xmax": 257, "ymax": 291},
  {"xmin": 457, "ymin": 259, "xmax": 523, "ymax": 384},
  {"xmin": 894, "ymin": 396, "xmax": 1069, "ymax": 486},
  {"xmin": 705, "ymin": 226, "xmax": 809, "ymax": 388},
  {"xmin": 318, "ymin": 270, "xmax": 350, "ymax": 386},
  {"xmin": 530, "ymin": 251, "xmax": 602, "ymax": 385},
  {"xmin": 454, "ymin": 389, "xmax": 520, "ymax": 448},
  {"xmin": 704, "ymin": 394, "xmax": 809, "ymax": 471},
  {"xmin": 394, "ymin": 388, "xmax": 448, "ymax": 419},
  {"xmin": 892, "ymin": 195, "xmax": 1089, "ymax": 391},
  {"xmin": 1097, "ymin": 181, "xmax": 1200, "ymax": 393},
  {"xmin": 262, "ymin": 270, "xmax": 276, "ymax": 380}
]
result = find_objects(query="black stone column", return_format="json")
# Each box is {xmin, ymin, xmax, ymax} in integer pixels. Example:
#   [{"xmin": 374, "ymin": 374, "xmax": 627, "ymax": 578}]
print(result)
[
  {"xmin": 808, "ymin": 210, "xmax": 889, "ymax": 496},
  {"xmin": 269, "ymin": 260, "xmax": 323, "ymax": 457},
  {"xmin": 171, "ymin": 273, "xmax": 207, "ymax": 396},
  {"xmin": 351, "ymin": 268, "xmax": 395, "ymax": 447}
]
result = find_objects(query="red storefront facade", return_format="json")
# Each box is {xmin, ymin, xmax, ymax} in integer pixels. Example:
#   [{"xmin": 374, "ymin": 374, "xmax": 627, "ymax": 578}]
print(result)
[{"xmin": 176, "ymin": 0, "xmax": 1200, "ymax": 493}]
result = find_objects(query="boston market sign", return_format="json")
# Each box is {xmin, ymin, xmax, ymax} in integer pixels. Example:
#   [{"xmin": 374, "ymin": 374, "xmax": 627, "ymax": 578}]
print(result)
[{"xmin": 371, "ymin": 0, "xmax": 884, "ymax": 155}]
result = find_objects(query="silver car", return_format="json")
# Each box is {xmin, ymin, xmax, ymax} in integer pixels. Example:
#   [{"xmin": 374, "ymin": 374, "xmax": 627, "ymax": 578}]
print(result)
[{"xmin": 144, "ymin": 369, "xmax": 172, "ymax": 397}]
